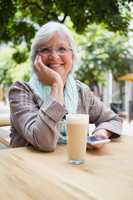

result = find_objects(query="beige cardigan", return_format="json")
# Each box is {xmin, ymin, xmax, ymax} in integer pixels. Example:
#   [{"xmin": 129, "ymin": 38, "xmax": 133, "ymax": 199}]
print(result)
[{"xmin": 9, "ymin": 80, "xmax": 122, "ymax": 151}]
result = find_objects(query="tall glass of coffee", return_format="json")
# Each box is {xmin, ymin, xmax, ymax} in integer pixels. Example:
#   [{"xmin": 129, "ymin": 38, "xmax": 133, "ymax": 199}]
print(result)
[{"xmin": 66, "ymin": 114, "xmax": 89, "ymax": 165}]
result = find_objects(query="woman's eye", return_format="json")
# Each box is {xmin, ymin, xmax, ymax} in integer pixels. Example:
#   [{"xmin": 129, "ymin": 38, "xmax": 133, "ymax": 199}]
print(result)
[
  {"xmin": 41, "ymin": 48, "xmax": 49, "ymax": 53},
  {"xmin": 58, "ymin": 47, "xmax": 66, "ymax": 53}
]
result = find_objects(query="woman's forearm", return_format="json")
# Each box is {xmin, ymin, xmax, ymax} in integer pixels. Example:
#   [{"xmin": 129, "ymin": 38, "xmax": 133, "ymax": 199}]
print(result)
[{"xmin": 51, "ymin": 82, "xmax": 64, "ymax": 105}]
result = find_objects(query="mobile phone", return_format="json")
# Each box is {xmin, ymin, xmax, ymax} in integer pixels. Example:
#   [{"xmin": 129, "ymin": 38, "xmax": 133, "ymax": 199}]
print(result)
[{"xmin": 87, "ymin": 135, "xmax": 111, "ymax": 145}]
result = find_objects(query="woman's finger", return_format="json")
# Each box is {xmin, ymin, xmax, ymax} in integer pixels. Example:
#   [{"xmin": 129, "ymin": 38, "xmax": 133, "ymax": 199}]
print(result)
[
  {"xmin": 87, "ymin": 144, "xmax": 95, "ymax": 150},
  {"xmin": 87, "ymin": 142, "xmax": 105, "ymax": 150},
  {"xmin": 34, "ymin": 55, "xmax": 39, "ymax": 66},
  {"xmin": 92, "ymin": 143, "xmax": 105, "ymax": 149},
  {"xmin": 34, "ymin": 56, "xmax": 43, "ymax": 73}
]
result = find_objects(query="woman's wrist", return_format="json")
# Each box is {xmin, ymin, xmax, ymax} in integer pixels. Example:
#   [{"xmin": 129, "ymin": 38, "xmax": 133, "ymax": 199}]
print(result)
[{"xmin": 51, "ymin": 82, "xmax": 64, "ymax": 104}]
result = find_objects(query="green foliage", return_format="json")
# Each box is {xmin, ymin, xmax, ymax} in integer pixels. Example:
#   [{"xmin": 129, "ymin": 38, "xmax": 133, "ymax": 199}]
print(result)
[
  {"xmin": 0, "ymin": 0, "xmax": 132, "ymax": 46},
  {"xmin": 0, "ymin": 62, "xmax": 13, "ymax": 86},
  {"xmin": 0, "ymin": 47, "xmax": 30, "ymax": 86},
  {"xmin": 0, "ymin": 0, "xmax": 17, "ymax": 43},
  {"xmin": 76, "ymin": 23, "xmax": 133, "ymax": 84},
  {"xmin": 12, "ymin": 47, "xmax": 28, "ymax": 64},
  {"xmin": 0, "ymin": 48, "xmax": 14, "ymax": 86},
  {"xmin": 0, "ymin": 1, "xmax": 133, "ymax": 86}
]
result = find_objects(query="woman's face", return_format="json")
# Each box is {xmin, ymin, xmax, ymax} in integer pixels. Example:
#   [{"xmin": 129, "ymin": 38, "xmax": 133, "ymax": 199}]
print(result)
[{"xmin": 38, "ymin": 32, "xmax": 73, "ymax": 83}]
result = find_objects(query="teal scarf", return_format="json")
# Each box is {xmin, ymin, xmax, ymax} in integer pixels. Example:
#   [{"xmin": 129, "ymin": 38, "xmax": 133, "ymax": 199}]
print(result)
[{"xmin": 28, "ymin": 72, "xmax": 78, "ymax": 113}]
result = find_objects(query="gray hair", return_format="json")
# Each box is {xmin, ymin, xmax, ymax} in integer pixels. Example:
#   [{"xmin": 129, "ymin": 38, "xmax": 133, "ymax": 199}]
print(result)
[{"xmin": 30, "ymin": 21, "xmax": 79, "ymax": 68}]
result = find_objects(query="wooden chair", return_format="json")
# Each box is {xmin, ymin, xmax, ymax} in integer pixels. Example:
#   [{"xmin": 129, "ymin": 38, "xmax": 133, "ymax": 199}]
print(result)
[
  {"xmin": 0, "ymin": 124, "xmax": 10, "ymax": 149},
  {"xmin": 0, "ymin": 137, "xmax": 10, "ymax": 149},
  {"xmin": 0, "ymin": 117, "xmax": 10, "ymax": 127}
]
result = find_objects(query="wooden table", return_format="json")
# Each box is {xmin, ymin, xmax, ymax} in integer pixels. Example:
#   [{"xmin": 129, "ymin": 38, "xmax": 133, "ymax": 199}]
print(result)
[{"xmin": 0, "ymin": 136, "xmax": 133, "ymax": 200}]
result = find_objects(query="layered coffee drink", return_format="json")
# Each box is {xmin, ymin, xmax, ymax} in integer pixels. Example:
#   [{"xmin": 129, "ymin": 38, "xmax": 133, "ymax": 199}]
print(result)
[{"xmin": 66, "ymin": 114, "xmax": 89, "ymax": 164}]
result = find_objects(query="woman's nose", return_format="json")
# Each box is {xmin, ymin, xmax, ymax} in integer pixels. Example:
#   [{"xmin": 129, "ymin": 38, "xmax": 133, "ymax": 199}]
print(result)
[{"xmin": 48, "ymin": 50, "xmax": 60, "ymax": 58}]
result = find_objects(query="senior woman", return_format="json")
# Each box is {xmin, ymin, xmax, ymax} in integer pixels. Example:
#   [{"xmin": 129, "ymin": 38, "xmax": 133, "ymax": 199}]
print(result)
[{"xmin": 9, "ymin": 21, "xmax": 122, "ymax": 151}]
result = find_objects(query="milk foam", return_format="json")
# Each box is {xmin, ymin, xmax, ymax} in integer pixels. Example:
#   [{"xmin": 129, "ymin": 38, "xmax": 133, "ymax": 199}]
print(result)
[{"xmin": 66, "ymin": 114, "xmax": 89, "ymax": 124}]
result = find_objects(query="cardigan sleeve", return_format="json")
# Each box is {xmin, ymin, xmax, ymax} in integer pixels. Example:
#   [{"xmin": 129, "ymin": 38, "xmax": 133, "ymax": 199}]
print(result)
[
  {"xmin": 9, "ymin": 81, "xmax": 67, "ymax": 151},
  {"xmin": 78, "ymin": 81, "xmax": 123, "ymax": 138}
]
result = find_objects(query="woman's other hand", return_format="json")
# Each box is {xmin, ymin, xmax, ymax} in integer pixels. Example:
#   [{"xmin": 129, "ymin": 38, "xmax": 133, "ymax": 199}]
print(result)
[{"xmin": 87, "ymin": 129, "xmax": 112, "ymax": 150}]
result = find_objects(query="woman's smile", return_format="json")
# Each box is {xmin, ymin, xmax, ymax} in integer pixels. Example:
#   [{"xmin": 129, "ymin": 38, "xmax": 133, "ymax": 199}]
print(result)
[{"xmin": 47, "ymin": 63, "xmax": 64, "ymax": 69}]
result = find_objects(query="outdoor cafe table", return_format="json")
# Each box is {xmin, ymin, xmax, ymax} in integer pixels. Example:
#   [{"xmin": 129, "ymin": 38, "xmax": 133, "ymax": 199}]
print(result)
[{"xmin": 0, "ymin": 136, "xmax": 133, "ymax": 200}]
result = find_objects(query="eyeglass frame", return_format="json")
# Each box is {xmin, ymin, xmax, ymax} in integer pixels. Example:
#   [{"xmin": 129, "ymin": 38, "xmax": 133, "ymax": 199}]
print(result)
[{"xmin": 37, "ymin": 47, "xmax": 72, "ymax": 56}]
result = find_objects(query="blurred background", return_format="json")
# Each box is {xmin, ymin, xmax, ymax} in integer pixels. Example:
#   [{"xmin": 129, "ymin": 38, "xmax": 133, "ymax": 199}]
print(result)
[{"xmin": 0, "ymin": 0, "xmax": 133, "ymax": 134}]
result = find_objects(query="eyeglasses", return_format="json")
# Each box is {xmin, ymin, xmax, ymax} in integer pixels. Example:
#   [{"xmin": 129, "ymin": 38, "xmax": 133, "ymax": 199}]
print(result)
[{"xmin": 37, "ymin": 47, "xmax": 72, "ymax": 56}]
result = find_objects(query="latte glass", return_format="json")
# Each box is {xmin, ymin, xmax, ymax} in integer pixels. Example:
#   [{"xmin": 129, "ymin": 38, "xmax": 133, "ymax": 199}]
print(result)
[{"xmin": 66, "ymin": 114, "xmax": 89, "ymax": 165}]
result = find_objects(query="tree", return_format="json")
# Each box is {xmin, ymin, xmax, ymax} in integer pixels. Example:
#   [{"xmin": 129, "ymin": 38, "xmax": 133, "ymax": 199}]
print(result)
[
  {"xmin": 0, "ymin": 0, "xmax": 132, "ymax": 48},
  {"xmin": 0, "ymin": 0, "xmax": 133, "ymax": 87},
  {"xmin": 75, "ymin": 23, "xmax": 133, "ymax": 85},
  {"xmin": 0, "ymin": 46, "xmax": 30, "ymax": 86}
]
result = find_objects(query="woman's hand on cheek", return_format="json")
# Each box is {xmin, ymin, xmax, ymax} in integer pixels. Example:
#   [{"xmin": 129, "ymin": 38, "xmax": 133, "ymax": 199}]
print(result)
[
  {"xmin": 34, "ymin": 55, "xmax": 64, "ymax": 104},
  {"xmin": 34, "ymin": 55, "xmax": 63, "ymax": 87}
]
